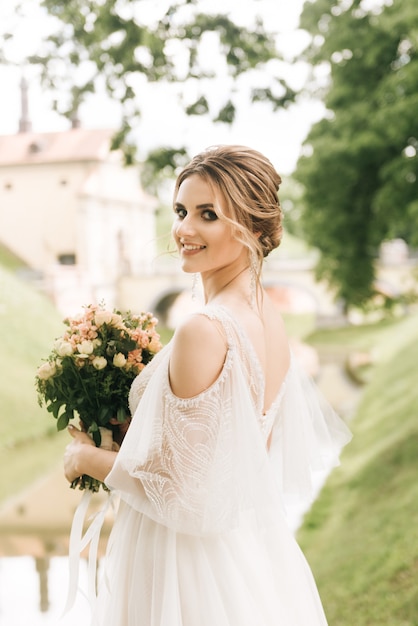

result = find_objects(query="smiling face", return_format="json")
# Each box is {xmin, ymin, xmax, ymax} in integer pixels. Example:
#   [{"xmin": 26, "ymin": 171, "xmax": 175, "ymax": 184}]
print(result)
[{"xmin": 172, "ymin": 174, "xmax": 247, "ymax": 276}]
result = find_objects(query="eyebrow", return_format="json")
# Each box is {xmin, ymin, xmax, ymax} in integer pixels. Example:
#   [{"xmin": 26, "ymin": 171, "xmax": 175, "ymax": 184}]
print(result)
[{"xmin": 174, "ymin": 202, "xmax": 215, "ymax": 210}]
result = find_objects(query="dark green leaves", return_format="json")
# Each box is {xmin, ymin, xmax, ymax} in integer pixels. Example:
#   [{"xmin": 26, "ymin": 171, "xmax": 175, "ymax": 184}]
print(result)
[{"xmin": 295, "ymin": 0, "xmax": 418, "ymax": 310}]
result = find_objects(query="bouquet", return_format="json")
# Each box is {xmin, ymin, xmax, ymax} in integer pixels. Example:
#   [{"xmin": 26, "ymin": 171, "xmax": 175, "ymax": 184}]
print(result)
[{"xmin": 36, "ymin": 303, "xmax": 162, "ymax": 492}]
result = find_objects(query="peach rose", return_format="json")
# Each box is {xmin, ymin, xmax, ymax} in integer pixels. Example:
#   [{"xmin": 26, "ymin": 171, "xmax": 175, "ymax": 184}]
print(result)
[{"xmin": 149, "ymin": 336, "xmax": 162, "ymax": 353}]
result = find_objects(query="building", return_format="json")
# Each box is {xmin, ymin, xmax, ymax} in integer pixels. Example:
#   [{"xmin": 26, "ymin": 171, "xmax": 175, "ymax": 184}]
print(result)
[{"xmin": 0, "ymin": 80, "xmax": 157, "ymax": 314}]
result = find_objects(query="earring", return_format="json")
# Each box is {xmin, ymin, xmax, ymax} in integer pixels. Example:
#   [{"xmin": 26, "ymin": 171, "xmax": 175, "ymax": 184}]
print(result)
[{"xmin": 249, "ymin": 251, "xmax": 258, "ymax": 309}]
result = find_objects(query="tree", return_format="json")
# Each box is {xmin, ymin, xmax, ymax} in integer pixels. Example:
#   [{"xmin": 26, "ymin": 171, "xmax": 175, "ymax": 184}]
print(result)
[
  {"xmin": 294, "ymin": 0, "xmax": 418, "ymax": 309},
  {"xmin": 18, "ymin": 0, "xmax": 296, "ymax": 167}
]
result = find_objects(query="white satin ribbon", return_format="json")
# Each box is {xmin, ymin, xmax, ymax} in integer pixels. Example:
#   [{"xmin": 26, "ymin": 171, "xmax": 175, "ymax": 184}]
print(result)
[{"xmin": 63, "ymin": 489, "xmax": 114, "ymax": 618}]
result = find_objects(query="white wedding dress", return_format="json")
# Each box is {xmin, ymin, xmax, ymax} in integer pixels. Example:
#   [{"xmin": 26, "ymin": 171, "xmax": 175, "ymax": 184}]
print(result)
[{"xmin": 94, "ymin": 305, "xmax": 351, "ymax": 626}]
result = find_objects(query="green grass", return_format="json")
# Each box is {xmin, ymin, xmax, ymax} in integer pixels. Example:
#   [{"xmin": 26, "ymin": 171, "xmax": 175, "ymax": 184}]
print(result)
[
  {"xmin": 0, "ymin": 433, "xmax": 66, "ymax": 501},
  {"xmin": 0, "ymin": 242, "xmax": 27, "ymax": 272},
  {"xmin": 0, "ymin": 265, "xmax": 64, "ymax": 501},
  {"xmin": 282, "ymin": 312, "xmax": 317, "ymax": 339},
  {"xmin": 298, "ymin": 314, "xmax": 418, "ymax": 626}
]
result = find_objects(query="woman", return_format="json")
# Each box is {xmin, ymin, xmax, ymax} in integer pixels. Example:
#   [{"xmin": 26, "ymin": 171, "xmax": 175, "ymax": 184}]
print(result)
[{"xmin": 64, "ymin": 145, "xmax": 352, "ymax": 625}]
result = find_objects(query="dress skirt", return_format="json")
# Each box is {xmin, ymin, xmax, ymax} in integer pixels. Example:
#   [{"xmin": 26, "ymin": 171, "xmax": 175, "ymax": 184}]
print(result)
[{"xmin": 94, "ymin": 500, "xmax": 328, "ymax": 626}]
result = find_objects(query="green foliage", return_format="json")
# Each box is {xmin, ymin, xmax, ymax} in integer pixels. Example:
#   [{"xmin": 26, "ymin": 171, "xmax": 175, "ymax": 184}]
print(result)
[
  {"xmin": 140, "ymin": 146, "xmax": 190, "ymax": 193},
  {"xmin": 295, "ymin": 0, "xmax": 418, "ymax": 309},
  {"xmin": 251, "ymin": 81, "xmax": 298, "ymax": 111},
  {"xmin": 298, "ymin": 313, "xmax": 418, "ymax": 625},
  {"xmin": 18, "ymin": 0, "xmax": 292, "ymax": 162},
  {"xmin": 214, "ymin": 99, "xmax": 235, "ymax": 124}
]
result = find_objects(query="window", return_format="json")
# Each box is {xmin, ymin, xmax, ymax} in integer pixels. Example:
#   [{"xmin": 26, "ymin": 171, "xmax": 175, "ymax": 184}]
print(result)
[{"xmin": 57, "ymin": 253, "xmax": 76, "ymax": 265}]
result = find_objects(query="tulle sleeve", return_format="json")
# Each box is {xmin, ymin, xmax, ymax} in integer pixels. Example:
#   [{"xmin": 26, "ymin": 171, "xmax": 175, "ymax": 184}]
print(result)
[
  {"xmin": 106, "ymin": 315, "xmax": 352, "ymax": 536},
  {"xmin": 268, "ymin": 356, "xmax": 352, "ymax": 511},
  {"xmin": 105, "ymin": 345, "xmax": 272, "ymax": 536}
]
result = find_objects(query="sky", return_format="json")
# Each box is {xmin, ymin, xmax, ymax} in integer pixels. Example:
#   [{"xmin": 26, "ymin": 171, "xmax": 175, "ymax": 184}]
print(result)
[{"xmin": 0, "ymin": 0, "xmax": 326, "ymax": 175}]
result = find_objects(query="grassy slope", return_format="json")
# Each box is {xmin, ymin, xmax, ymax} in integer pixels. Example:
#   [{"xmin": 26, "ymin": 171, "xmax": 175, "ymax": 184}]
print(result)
[
  {"xmin": 298, "ymin": 313, "xmax": 418, "ymax": 626},
  {"xmin": 0, "ymin": 265, "xmax": 65, "ymax": 501}
]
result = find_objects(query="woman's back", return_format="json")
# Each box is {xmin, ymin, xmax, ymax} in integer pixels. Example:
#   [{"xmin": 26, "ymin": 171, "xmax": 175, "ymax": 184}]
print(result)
[
  {"xmin": 170, "ymin": 282, "xmax": 290, "ymax": 418},
  {"xmin": 222, "ymin": 293, "xmax": 290, "ymax": 416}
]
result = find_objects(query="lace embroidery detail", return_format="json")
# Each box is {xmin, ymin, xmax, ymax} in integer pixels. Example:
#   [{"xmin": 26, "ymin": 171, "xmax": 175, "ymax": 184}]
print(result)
[
  {"xmin": 128, "ymin": 345, "xmax": 169, "ymax": 415},
  {"xmin": 200, "ymin": 305, "xmax": 265, "ymax": 416},
  {"xmin": 131, "ymin": 389, "xmax": 234, "ymax": 532},
  {"xmin": 163, "ymin": 347, "xmax": 235, "ymax": 409}
]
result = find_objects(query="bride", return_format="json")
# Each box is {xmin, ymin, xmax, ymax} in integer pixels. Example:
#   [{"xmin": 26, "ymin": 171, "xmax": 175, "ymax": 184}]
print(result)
[{"xmin": 64, "ymin": 144, "xmax": 352, "ymax": 625}]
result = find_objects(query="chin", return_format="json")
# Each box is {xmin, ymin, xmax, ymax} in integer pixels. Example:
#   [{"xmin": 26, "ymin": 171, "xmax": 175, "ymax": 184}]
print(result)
[{"xmin": 181, "ymin": 266, "xmax": 197, "ymax": 274}]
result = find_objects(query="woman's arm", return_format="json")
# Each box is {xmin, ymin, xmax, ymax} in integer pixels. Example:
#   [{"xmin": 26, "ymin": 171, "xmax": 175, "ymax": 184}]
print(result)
[
  {"xmin": 169, "ymin": 313, "xmax": 227, "ymax": 398},
  {"xmin": 64, "ymin": 425, "xmax": 117, "ymax": 484}
]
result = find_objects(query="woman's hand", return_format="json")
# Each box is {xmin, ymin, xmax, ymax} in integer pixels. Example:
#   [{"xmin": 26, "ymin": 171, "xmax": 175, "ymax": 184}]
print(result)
[
  {"xmin": 109, "ymin": 416, "xmax": 132, "ymax": 447},
  {"xmin": 64, "ymin": 424, "xmax": 95, "ymax": 483}
]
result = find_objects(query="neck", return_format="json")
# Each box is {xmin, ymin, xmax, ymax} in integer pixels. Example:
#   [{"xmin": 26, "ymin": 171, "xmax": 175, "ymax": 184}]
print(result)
[{"xmin": 202, "ymin": 261, "xmax": 252, "ymax": 305}]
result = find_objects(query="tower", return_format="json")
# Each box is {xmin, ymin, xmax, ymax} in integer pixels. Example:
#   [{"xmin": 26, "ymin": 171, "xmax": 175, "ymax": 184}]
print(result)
[{"xmin": 18, "ymin": 76, "xmax": 32, "ymax": 133}]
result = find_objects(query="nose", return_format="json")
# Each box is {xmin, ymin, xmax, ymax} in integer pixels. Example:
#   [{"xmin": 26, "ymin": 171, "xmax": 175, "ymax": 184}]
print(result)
[{"xmin": 173, "ymin": 213, "xmax": 196, "ymax": 239}]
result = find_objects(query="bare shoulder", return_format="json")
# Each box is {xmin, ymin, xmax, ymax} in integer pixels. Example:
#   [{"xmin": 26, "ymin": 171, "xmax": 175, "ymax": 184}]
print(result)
[{"xmin": 169, "ymin": 313, "xmax": 228, "ymax": 399}]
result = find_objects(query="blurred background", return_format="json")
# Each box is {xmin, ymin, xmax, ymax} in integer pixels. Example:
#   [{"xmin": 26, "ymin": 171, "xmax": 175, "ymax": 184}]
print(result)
[{"xmin": 0, "ymin": 0, "xmax": 417, "ymax": 624}]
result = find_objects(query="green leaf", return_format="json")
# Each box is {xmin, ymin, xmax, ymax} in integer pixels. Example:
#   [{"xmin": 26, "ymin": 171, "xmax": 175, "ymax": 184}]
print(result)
[
  {"xmin": 117, "ymin": 406, "xmax": 126, "ymax": 423},
  {"xmin": 56, "ymin": 412, "xmax": 70, "ymax": 431},
  {"xmin": 92, "ymin": 429, "xmax": 101, "ymax": 447},
  {"xmin": 96, "ymin": 405, "xmax": 111, "ymax": 426},
  {"xmin": 185, "ymin": 95, "xmax": 209, "ymax": 116},
  {"xmin": 48, "ymin": 400, "xmax": 63, "ymax": 419}
]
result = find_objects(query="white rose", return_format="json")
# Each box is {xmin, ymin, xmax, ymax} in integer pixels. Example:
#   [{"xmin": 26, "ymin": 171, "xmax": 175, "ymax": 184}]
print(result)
[
  {"xmin": 92, "ymin": 356, "xmax": 107, "ymax": 370},
  {"xmin": 77, "ymin": 340, "xmax": 94, "ymax": 355},
  {"xmin": 37, "ymin": 362, "xmax": 57, "ymax": 380},
  {"xmin": 95, "ymin": 311, "xmax": 113, "ymax": 326},
  {"xmin": 113, "ymin": 352, "xmax": 127, "ymax": 367},
  {"xmin": 110, "ymin": 313, "xmax": 124, "ymax": 329},
  {"xmin": 56, "ymin": 340, "xmax": 74, "ymax": 357}
]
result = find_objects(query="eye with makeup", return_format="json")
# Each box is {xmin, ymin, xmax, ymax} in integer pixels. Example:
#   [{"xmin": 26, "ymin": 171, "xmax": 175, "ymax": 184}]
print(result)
[
  {"xmin": 174, "ymin": 206, "xmax": 187, "ymax": 219},
  {"xmin": 201, "ymin": 209, "xmax": 218, "ymax": 221},
  {"xmin": 173, "ymin": 206, "xmax": 218, "ymax": 221}
]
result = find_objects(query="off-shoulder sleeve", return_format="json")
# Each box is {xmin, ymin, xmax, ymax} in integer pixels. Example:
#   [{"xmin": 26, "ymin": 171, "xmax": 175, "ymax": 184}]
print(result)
[
  {"xmin": 105, "ymin": 345, "xmax": 272, "ymax": 535},
  {"xmin": 268, "ymin": 356, "xmax": 352, "ymax": 512}
]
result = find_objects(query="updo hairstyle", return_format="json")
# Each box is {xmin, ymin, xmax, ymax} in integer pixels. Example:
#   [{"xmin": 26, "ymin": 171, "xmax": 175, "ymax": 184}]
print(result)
[{"xmin": 174, "ymin": 145, "xmax": 283, "ymax": 276}]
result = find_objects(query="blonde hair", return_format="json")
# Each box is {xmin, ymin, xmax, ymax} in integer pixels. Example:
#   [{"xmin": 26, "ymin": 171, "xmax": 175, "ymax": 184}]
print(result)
[{"xmin": 174, "ymin": 145, "xmax": 283, "ymax": 276}]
